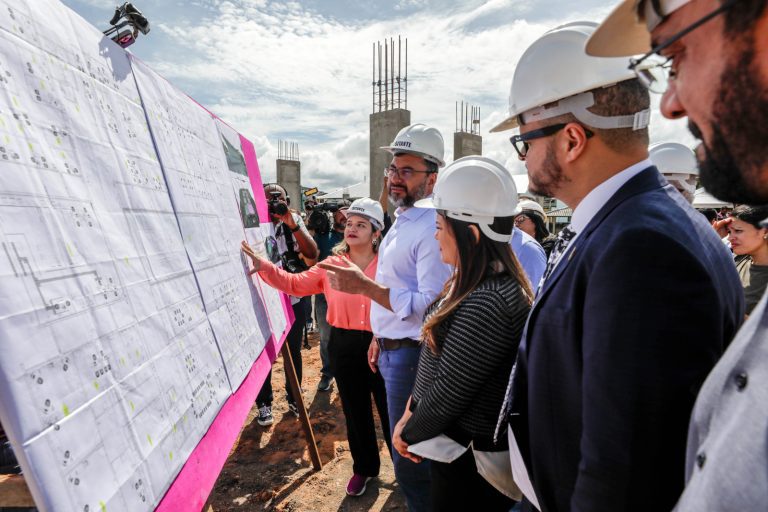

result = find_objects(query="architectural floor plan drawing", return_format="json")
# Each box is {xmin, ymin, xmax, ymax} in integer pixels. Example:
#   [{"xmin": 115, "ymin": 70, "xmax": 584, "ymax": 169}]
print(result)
[
  {"xmin": 0, "ymin": 1, "xmax": 288, "ymax": 511},
  {"xmin": 132, "ymin": 58, "xmax": 276, "ymax": 391}
]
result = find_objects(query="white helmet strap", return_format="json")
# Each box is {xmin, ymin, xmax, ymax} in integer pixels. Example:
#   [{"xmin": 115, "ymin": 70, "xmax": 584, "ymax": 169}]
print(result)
[
  {"xmin": 521, "ymin": 91, "xmax": 651, "ymax": 131},
  {"xmin": 445, "ymin": 211, "xmax": 513, "ymax": 243},
  {"xmin": 664, "ymin": 173, "xmax": 697, "ymax": 196},
  {"xmin": 479, "ymin": 222, "xmax": 513, "ymax": 243}
]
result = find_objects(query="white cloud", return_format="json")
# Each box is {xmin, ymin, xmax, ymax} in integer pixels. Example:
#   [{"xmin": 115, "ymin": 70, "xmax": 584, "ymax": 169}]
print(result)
[
  {"xmin": 394, "ymin": 0, "xmax": 429, "ymax": 11},
  {"xmin": 68, "ymin": 0, "xmax": 695, "ymax": 190},
  {"xmin": 334, "ymin": 131, "xmax": 368, "ymax": 160}
]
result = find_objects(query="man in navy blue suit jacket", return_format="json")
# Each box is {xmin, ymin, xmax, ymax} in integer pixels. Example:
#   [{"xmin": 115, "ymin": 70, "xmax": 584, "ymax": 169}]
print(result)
[{"xmin": 491, "ymin": 22, "xmax": 744, "ymax": 512}]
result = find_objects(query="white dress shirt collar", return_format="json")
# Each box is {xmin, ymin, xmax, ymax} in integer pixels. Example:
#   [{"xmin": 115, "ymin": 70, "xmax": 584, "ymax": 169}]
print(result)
[
  {"xmin": 395, "ymin": 205, "xmax": 431, "ymax": 222},
  {"xmin": 570, "ymin": 158, "xmax": 653, "ymax": 235}
]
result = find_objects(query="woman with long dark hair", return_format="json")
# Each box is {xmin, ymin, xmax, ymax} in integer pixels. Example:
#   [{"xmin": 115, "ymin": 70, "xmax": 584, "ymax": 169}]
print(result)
[
  {"xmin": 514, "ymin": 199, "xmax": 557, "ymax": 257},
  {"xmin": 391, "ymin": 157, "xmax": 533, "ymax": 510},
  {"xmin": 242, "ymin": 197, "xmax": 391, "ymax": 497},
  {"xmin": 728, "ymin": 204, "xmax": 768, "ymax": 315}
]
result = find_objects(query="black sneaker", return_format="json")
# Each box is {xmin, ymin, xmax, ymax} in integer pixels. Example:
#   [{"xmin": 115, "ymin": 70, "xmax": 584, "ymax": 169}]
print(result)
[
  {"xmin": 257, "ymin": 405, "xmax": 274, "ymax": 426},
  {"xmin": 317, "ymin": 375, "xmax": 333, "ymax": 392}
]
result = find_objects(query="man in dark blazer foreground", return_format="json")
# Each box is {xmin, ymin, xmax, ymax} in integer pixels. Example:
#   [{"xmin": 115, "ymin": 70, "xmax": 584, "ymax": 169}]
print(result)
[
  {"xmin": 491, "ymin": 22, "xmax": 744, "ymax": 512},
  {"xmin": 588, "ymin": 1, "xmax": 768, "ymax": 510}
]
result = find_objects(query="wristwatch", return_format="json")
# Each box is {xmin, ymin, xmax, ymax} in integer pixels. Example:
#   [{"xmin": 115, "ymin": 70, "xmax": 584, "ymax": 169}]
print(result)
[{"xmin": 289, "ymin": 224, "xmax": 301, "ymax": 233}]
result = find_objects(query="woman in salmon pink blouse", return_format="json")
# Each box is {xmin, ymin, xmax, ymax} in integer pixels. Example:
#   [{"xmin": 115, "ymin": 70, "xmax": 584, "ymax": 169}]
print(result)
[{"xmin": 241, "ymin": 197, "xmax": 390, "ymax": 497}]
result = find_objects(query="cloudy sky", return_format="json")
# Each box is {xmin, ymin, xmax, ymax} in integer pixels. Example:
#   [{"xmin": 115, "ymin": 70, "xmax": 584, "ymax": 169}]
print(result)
[{"xmin": 62, "ymin": 0, "xmax": 693, "ymax": 194}]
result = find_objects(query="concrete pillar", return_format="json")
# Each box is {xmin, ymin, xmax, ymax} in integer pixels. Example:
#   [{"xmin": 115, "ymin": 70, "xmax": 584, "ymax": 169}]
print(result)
[
  {"xmin": 453, "ymin": 132, "xmax": 482, "ymax": 160},
  {"xmin": 276, "ymin": 159, "xmax": 302, "ymax": 212},
  {"xmin": 369, "ymin": 108, "xmax": 410, "ymax": 207}
]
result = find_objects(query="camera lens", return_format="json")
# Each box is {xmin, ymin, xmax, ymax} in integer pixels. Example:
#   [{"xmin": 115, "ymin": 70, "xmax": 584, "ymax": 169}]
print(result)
[{"xmin": 274, "ymin": 202, "xmax": 288, "ymax": 215}]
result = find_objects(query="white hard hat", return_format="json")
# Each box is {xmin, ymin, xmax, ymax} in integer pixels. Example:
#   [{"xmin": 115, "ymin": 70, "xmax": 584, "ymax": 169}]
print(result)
[
  {"xmin": 414, "ymin": 156, "xmax": 518, "ymax": 242},
  {"xmin": 586, "ymin": 0, "xmax": 692, "ymax": 57},
  {"xmin": 381, "ymin": 123, "xmax": 446, "ymax": 167},
  {"xmin": 649, "ymin": 142, "xmax": 698, "ymax": 176},
  {"xmin": 490, "ymin": 21, "xmax": 651, "ymax": 133},
  {"xmin": 515, "ymin": 199, "xmax": 547, "ymax": 219},
  {"xmin": 342, "ymin": 197, "xmax": 384, "ymax": 230}
]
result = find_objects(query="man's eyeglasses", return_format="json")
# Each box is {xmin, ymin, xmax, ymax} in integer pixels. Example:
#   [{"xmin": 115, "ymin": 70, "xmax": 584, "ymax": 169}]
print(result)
[
  {"xmin": 385, "ymin": 165, "xmax": 434, "ymax": 180},
  {"xmin": 509, "ymin": 123, "xmax": 594, "ymax": 158},
  {"xmin": 629, "ymin": 0, "xmax": 739, "ymax": 93}
]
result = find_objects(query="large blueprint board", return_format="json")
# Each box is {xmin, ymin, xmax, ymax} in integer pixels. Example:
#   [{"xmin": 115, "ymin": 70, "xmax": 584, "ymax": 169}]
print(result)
[
  {"xmin": 0, "ymin": 0, "xmax": 289, "ymax": 510},
  {"xmin": 131, "ymin": 59, "xmax": 274, "ymax": 391}
]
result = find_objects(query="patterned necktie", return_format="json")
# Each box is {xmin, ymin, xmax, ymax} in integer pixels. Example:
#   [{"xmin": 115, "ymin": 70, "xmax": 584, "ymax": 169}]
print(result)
[
  {"xmin": 540, "ymin": 225, "xmax": 576, "ymax": 284},
  {"xmin": 495, "ymin": 226, "xmax": 578, "ymax": 440}
]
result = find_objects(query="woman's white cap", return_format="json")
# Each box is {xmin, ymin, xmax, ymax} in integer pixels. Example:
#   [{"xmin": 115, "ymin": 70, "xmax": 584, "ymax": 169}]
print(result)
[
  {"xmin": 515, "ymin": 199, "xmax": 547, "ymax": 219},
  {"xmin": 341, "ymin": 197, "xmax": 384, "ymax": 230}
]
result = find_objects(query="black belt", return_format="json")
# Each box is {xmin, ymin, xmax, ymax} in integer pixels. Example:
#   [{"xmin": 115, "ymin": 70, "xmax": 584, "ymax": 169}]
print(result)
[{"xmin": 377, "ymin": 337, "xmax": 421, "ymax": 350}]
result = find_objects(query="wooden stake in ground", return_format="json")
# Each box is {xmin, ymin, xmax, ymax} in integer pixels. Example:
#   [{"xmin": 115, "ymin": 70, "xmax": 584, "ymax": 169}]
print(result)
[{"xmin": 281, "ymin": 343, "xmax": 322, "ymax": 470}]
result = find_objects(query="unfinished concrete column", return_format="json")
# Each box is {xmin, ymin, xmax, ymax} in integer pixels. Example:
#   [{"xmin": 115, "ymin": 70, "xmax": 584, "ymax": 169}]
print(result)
[
  {"xmin": 276, "ymin": 140, "xmax": 302, "ymax": 212},
  {"xmin": 453, "ymin": 101, "xmax": 482, "ymax": 160}
]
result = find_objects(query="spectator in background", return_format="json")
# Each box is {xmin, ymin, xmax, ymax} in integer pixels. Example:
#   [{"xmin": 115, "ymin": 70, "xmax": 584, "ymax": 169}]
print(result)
[
  {"xmin": 0, "ymin": 422, "xmax": 20, "ymax": 475},
  {"xmin": 311, "ymin": 206, "xmax": 347, "ymax": 392},
  {"xmin": 242, "ymin": 198, "xmax": 390, "ymax": 497},
  {"xmin": 509, "ymin": 223, "xmax": 546, "ymax": 291},
  {"xmin": 514, "ymin": 199, "xmax": 557, "ymax": 257},
  {"xmin": 728, "ymin": 205, "xmax": 768, "ymax": 315},
  {"xmin": 700, "ymin": 208, "xmax": 718, "ymax": 224},
  {"xmin": 256, "ymin": 184, "xmax": 318, "ymax": 426},
  {"xmin": 378, "ymin": 175, "xmax": 393, "ymax": 237},
  {"xmin": 649, "ymin": 142, "xmax": 699, "ymax": 203}
]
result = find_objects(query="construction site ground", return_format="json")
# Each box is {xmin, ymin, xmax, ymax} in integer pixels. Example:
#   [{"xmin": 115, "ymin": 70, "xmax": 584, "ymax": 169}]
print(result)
[{"xmin": 205, "ymin": 331, "xmax": 406, "ymax": 512}]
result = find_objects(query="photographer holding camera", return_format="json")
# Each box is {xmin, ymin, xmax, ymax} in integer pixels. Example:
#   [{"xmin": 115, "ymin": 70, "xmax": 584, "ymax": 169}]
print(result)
[{"xmin": 256, "ymin": 183, "xmax": 319, "ymax": 426}]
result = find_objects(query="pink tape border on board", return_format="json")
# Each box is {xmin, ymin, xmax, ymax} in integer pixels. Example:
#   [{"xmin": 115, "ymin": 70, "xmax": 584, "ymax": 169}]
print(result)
[{"xmin": 155, "ymin": 133, "xmax": 295, "ymax": 512}]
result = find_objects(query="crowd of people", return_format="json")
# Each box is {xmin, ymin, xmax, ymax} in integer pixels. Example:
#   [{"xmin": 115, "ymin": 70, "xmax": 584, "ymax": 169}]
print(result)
[{"xmin": 241, "ymin": 1, "xmax": 768, "ymax": 510}]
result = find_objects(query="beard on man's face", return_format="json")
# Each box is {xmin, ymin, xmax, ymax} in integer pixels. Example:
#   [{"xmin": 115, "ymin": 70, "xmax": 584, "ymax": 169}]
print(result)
[
  {"xmin": 527, "ymin": 140, "xmax": 569, "ymax": 199},
  {"xmin": 388, "ymin": 179, "xmax": 428, "ymax": 208},
  {"xmin": 693, "ymin": 41, "xmax": 768, "ymax": 204}
]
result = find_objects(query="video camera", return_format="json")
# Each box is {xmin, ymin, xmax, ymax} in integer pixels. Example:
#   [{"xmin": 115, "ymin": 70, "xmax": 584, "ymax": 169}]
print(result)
[
  {"xmin": 268, "ymin": 192, "xmax": 289, "ymax": 216},
  {"xmin": 306, "ymin": 202, "xmax": 341, "ymax": 234},
  {"xmin": 103, "ymin": 3, "xmax": 150, "ymax": 49},
  {"xmin": 315, "ymin": 202, "xmax": 340, "ymax": 213}
]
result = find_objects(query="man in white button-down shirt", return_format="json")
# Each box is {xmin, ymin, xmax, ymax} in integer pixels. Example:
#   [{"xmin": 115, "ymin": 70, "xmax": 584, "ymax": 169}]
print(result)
[{"xmin": 320, "ymin": 124, "xmax": 451, "ymax": 511}]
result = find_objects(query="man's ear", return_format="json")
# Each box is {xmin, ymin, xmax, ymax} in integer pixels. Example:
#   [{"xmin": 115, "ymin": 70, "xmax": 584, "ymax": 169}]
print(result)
[{"xmin": 562, "ymin": 122, "xmax": 590, "ymax": 163}]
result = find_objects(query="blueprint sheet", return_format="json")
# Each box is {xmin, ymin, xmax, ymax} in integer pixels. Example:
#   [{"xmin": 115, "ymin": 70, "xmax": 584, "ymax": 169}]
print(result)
[
  {"xmin": 0, "ymin": 1, "xmax": 286, "ymax": 510},
  {"xmin": 131, "ymin": 60, "xmax": 274, "ymax": 391}
]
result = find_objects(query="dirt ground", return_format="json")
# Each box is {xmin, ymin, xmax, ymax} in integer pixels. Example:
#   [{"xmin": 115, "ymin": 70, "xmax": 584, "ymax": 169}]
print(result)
[{"xmin": 205, "ymin": 331, "xmax": 406, "ymax": 512}]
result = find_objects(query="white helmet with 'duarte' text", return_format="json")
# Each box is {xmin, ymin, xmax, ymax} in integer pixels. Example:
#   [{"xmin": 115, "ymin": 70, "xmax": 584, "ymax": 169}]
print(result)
[{"xmin": 381, "ymin": 123, "xmax": 446, "ymax": 167}]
